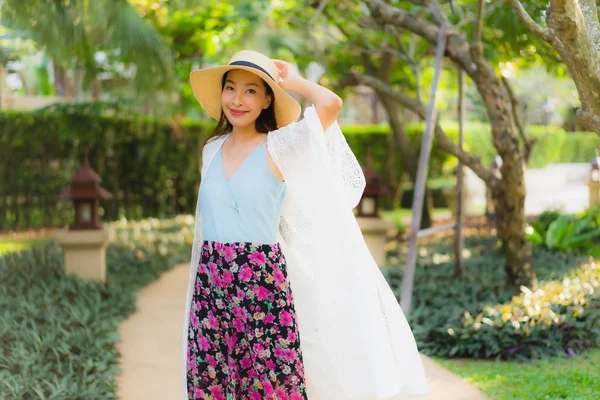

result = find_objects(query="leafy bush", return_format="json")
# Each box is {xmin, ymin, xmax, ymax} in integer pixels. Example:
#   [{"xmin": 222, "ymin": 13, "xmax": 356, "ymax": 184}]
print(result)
[
  {"xmin": 382, "ymin": 236, "xmax": 599, "ymax": 360},
  {"xmin": 0, "ymin": 216, "xmax": 192, "ymax": 398},
  {"xmin": 526, "ymin": 208, "xmax": 600, "ymax": 255}
]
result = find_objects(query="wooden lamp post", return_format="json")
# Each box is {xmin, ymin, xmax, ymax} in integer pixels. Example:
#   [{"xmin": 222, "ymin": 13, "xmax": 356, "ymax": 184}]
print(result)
[
  {"xmin": 355, "ymin": 150, "xmax": 393, "ymax": 267},
  {"xmin": 589, "ymin": 153, "xmax": 600, "ymax": 208},
  {"xmin": 55, "ymin": 155, "xmax": 113, "ymax": 282}
]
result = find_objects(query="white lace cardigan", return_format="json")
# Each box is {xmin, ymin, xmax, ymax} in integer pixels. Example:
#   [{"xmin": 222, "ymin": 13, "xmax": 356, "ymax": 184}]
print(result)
[{"xmin": 182, "ymin": 107, "xmax": 427, "ymax": 399}]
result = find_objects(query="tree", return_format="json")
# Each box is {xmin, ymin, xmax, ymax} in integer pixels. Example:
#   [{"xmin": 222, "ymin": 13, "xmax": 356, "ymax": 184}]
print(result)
[
  {"xmin": 508, "ymin": 0, "xmax": 600, "ymax": 135},
  {"xmin": 288, "ymin": 0, "xmax": 538, "ymax": 289}
]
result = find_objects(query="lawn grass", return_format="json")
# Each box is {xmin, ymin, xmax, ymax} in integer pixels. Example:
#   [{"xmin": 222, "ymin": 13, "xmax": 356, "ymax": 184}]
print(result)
[{"xmin": 435, "ymin": 349, "xmax": 600, "ymax": 399}]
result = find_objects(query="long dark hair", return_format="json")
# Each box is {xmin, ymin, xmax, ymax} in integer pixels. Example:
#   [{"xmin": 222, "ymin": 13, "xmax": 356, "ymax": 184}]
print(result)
[{"xmin": 203, "ymin": 70, "xmax": 278, "ymax": 147}]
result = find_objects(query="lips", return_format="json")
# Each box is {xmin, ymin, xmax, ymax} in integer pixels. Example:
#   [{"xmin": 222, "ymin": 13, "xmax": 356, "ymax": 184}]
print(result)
[{"xmin": 229, "ymin": 109, "xmax": 249, "ymax": 117}]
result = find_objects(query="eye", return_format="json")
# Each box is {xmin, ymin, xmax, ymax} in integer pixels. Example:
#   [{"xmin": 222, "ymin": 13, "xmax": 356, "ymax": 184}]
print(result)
[
  {"xmin": 225, "ymin": 85, "xmax": 234, "ymax": 90},
  {"xmin": 247, "ymin": 89, "xmax": 256, "ymax": 94}
]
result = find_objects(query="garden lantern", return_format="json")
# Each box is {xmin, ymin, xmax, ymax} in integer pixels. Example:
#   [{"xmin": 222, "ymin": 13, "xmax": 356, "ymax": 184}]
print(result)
[
  {"xmin": 357, "ymin": 151, "xmax": 383, "ymax": 218},
  {"xmin": 55, "ymin": 155, "xmax": 112, "ymax": 282},
  {"xmin": 59, "ymin": 157, "xmax": 112, "ymax": 230}
]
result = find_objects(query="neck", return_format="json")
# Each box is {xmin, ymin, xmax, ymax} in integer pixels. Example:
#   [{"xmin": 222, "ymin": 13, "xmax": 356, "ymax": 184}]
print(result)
[{"xmin": 229, "ymin": 124, "xmax": 263, "ymax": 144}]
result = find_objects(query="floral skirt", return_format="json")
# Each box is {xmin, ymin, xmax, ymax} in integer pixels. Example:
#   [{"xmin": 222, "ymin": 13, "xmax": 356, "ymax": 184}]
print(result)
[{"xmin": 186, "ymin": 240, "xmax": 308, "ymax": 400}]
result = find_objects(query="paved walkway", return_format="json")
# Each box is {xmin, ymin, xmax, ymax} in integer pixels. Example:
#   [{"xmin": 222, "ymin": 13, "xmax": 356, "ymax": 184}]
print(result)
[{"xmin": 117, "ymin": 263, "xmax": 490, "ymax": 400}]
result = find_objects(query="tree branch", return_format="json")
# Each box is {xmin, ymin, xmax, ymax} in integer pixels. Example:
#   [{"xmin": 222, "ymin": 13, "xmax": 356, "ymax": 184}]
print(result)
[
  {"xmin": 344, "ymin": 71, "xmax": 496, "ymax": 185},
  {"xmin": 577, "ymin": 0, "xmax": 600, "ymax": 52},
  {"xmin": 364, "ymin": 0, "xmax": 477, "ymax": 76},
  {"xmin": 473, "ymin": 0, "xmax": 485, "ymax": 51},
  {"xmin": 507, "ymin": 0, "xmax": 564, "ymax": 51}
]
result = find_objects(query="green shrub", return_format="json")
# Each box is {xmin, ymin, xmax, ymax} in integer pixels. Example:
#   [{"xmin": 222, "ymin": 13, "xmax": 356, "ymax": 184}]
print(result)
[
  {"xmin": 382, "ymin": 236, "xmax": 599, "ymax": 360},
  {"xmin": 526, "ymin": 208, "xmax": 600, "ymax": 255},
  {"xmin": 0, "ymin": 216, "xmax": 192, "ymax": 398}
]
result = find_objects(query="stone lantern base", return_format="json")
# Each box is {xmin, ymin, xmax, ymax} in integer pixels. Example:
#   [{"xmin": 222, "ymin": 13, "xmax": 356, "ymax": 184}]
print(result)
[
  {"xmin": 356, "ymin": 217, "xmax": 395, "ymax": 267},
  {"xmin": 55, "ymin": 229, "xmax": 110, "ymax": 282}
]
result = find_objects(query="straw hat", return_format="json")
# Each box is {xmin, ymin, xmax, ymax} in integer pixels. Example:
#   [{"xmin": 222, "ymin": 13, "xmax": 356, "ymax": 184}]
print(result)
[{"xmin": 190, "ymin": 50, "xmax": 301, "ymax": 127}]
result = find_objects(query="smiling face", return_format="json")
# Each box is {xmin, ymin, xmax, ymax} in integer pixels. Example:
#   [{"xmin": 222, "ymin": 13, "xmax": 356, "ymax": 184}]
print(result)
[{"xmin": 220, "ymin": 69, "xmax": 273, "ymax": 131}]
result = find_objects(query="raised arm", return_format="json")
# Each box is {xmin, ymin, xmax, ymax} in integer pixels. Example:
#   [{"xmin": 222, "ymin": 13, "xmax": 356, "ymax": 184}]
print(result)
[{"xmin": 273, "ymin": 60, "xmax": 342, "ymax": 131}]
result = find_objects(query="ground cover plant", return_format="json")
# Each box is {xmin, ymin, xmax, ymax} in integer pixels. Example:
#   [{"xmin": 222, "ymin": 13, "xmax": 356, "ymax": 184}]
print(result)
[{"xmin": 0, "ymin": 216, "xmax": 193, "ymax": 399}]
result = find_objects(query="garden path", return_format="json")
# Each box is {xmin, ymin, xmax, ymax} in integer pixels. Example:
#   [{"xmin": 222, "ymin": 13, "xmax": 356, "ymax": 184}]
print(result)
[{"xmin": 117, "ymin": 263, "xmax": 491, "ymax": 400}]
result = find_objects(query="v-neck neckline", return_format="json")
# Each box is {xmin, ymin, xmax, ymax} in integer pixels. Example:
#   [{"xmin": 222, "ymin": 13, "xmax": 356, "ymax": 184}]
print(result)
[{"xmin": 220, "ymin": 134, "xmax": 267, "ymax": 183}]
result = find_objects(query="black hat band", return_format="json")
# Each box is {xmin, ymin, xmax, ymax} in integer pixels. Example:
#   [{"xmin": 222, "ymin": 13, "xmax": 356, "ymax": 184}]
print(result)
[{"xmin": 229, "ymin": 61, "xmax": 275, "ymax": 82}]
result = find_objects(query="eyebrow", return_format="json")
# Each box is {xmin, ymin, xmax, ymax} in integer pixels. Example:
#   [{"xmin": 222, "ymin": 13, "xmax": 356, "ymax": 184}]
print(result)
[{"xmin": 225, "ymin": 79, "xmax": 259, "ymax": 87}]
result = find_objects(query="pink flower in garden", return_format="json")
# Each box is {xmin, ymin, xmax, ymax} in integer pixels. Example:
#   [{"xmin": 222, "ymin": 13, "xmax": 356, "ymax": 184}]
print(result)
[
  {"xmin": 249, "ymin": 250, "xmax": 267, "ymax": 266},
  {"xmin": 256, "ymin": 286, "xmax": 271, "ymax": 301},
  {"xmin": 224, "ymin": 245, "xmax": 237, "ymax": 262},
  {"xmin": 279, "ymin": 310, "xmax": 293, "ymax": 326},
  {"xmin": 273, "ymin": 269, "xmax": 285, "ymax": 284},
  {"xmin": 239, "ymin": 265, "xmax": 253, "ymax": 281},
  {"xmin": 198, "ymin": 335, "xmax": 211, "ymax": 351},
  {"xmin": 241, "ymin": 356, "xmax": 252, "ymax": 369},
  {"xmin": 264, "ymin": 314, "xmax": 276, "ymax": 324}
]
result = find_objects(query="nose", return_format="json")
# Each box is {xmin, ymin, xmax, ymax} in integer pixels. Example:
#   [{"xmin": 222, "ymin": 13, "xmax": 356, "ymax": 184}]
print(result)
[{"xmin": 233, "ymin": 90, "xmax": 243, "ymax": 106}]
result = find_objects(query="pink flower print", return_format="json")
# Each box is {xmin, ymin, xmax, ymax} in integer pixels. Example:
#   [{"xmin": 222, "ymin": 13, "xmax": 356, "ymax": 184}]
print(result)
[
  {"xmin": 291, "ymin": 392, "xmax": 304, "ymax": 400},
  {"xmin": 198, "ymin": 335, "xmax": 211, "ymax": 351},
  {"xmin": 250, "ymin": 391, "xmax": 262, "ymax": 400},
  {"xmin": 239, "ymin": 265, "xmax": 253, "ymax": 281},
  {"xmin": 232, "ymin": 306, "xmax": 247, "ymax": 321},
  {"xmin": 233, "ymin": 318, "xmax": 244, "ymax": 332},
  {"xmin": 189, "ymin": 357, "xmax": 198, "ymax": 376},
  {"xmin": 223, "ymin": 245, "xmax": 237, "ymax": 262},
  {"xmin": 214, "ymin": 242, "xmax": 224, "ymax": 253},
  {"xmin": 263, "ymin": 380, "xmax": 275, "ymax": 395},
  {"xmin": 285, "ymin": 348, "xmax": 297, "ymax": 363},
  {"xmin": 256, "ymin": 286, "xmax": 271, "ymax": 301},
  {"xmin": 264, "ymin": 314, "xmax": 276, "ymax": 324},
  {"xmin": 265, "ymin": 360, "xmax": 276, "ymax": 370},
  {"xmin": 209, "ymin": 385, "xmax": 225, "ymax": 400},
  {"xmin": 249, "ymin": 250, "xmax": 266, "ymax": 266},
  {"xmin": 253, "ymin": 342, "xmax": 264, "ymax": 355},
  {"xmin": 273, "ymin": 269, "xmax": 285, "ymax": 285},
  {"xmin": 273, "ymin": 346, "xmax": 286, "ymax": 360},
  {"xmin": 287, "ymin": 331, "xmax": 297, "ymax": 342},
  {"xmin": 222, "ymin": 269, "xmax": 234, "ymax": 287},
  {"xmin": 193, "ymin": 388, "xmax": 204, "ymax": 399},
  {"xmin": 208, "ymin": 313, "xmax": 219, "ymax": 330},
  {"xmin": 206, "ymin": 354, "xmax": 218, "ymax": 368},
  {"xmin": 275, "ymin": 386, "xmax": 288, "ymax": 399},
  {"xmin": 279, "ymin": 309, "xmax": 293, "ymax": 327},
  {"xmin": 198, "ymin": 263, "xmax": 208, "ymax": 274},
  {"xmin": 241, "ymin": 356, "xmax": 252, "ymax": 369},
  {"xmin": 190, "ymin": 312, "xmax": 199, "ymax": 329}
]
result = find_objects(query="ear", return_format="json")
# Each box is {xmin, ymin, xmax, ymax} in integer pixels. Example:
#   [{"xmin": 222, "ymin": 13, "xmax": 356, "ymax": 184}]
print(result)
[{"xmin": 263, "ymin": 94, "xmax": 272, "ymax": 110}]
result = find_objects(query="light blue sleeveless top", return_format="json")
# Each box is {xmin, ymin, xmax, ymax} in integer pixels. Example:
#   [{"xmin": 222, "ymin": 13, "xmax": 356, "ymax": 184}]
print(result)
[{"xmin": 199, "ymin": 135, "xmax": 286, "ymax": 245}]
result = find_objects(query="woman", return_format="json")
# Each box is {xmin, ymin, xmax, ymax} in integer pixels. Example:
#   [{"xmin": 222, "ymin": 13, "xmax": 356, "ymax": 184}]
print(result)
[{"xmin": 183, "ymin": 50, "xmax": 427, "ymax": 400}]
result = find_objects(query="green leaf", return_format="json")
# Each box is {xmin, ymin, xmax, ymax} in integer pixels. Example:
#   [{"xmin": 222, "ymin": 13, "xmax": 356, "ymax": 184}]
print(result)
[{"xmin": 545, "ymin": 215, "xmax": 571, "ymax": 249}]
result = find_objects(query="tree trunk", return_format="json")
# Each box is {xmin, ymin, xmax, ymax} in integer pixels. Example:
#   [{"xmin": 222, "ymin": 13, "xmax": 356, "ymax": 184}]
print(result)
[
  {"xmin": 473, "ymin": 62, "xmax": 536, "ymax": 290},
  {"xmin": 379, "ymin": 93, "xmax": 433, "ymax": 228}
]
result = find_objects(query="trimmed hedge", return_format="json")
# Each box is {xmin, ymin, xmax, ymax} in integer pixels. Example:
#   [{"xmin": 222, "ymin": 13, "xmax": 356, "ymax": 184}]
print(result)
[
  {"xmin": 0, "ymin": 216, "xmax": 192, "ymax": 398},
  {"xmin": 1, "ymin": 109, "xmax": 598, "ymax": 231},
  {"xmin": 382, "ymin": 235, "xmax": 599, "ymax": 361}
]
